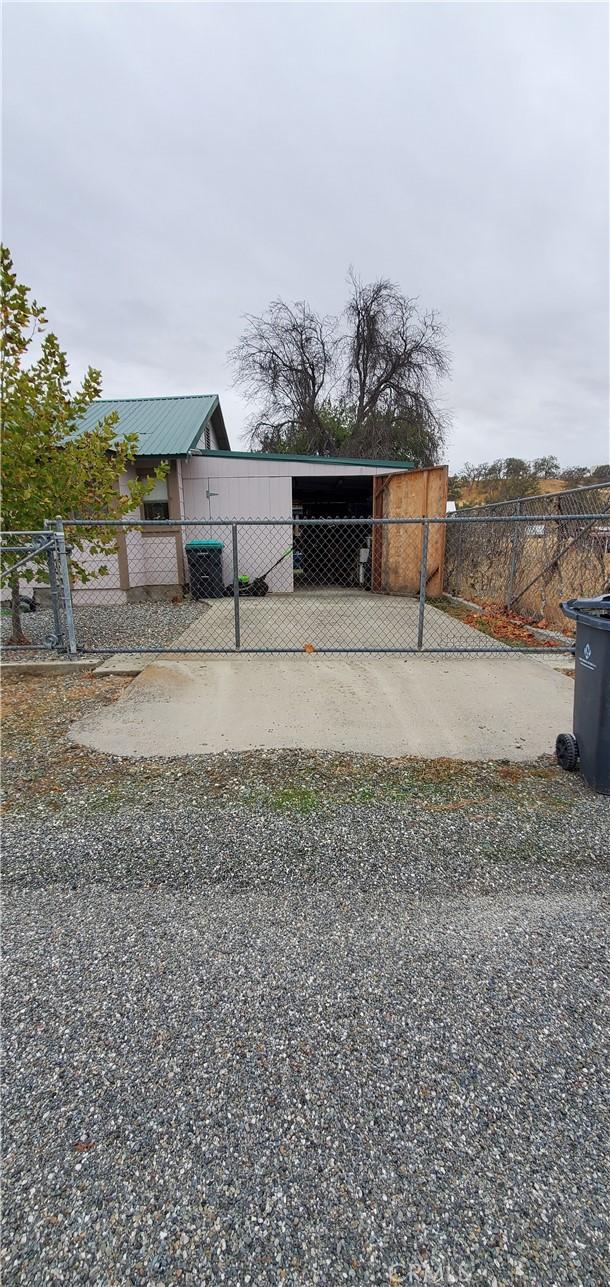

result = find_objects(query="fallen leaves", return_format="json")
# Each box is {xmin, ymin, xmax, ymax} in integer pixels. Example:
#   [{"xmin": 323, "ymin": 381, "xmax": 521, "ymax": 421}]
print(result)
[
  {"xmin": 432, "ymin": 595, "xmax": 574, "ymax": 648},
  {"xmin": 462, "ymin": 603, "xmax": 561, "ymax": 648}
]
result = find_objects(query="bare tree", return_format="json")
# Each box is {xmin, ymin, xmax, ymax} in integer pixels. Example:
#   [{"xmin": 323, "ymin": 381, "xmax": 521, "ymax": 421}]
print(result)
[
  {"xmin": 230, "ymin": 299, "xmax": 337, "ymax": 454},
  {"xmin": 343, "ymin": 271, "xmax": 449, "ymax": 462},
  {"xmin": 230, "ymin": 273, "xmax": 450, "ymax": 464}
]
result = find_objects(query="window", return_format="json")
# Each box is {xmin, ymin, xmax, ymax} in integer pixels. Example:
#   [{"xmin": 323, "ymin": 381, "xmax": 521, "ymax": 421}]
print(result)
[{"xmin": 143, "ymin": 478, "xmax": 170, "ymax": 521}]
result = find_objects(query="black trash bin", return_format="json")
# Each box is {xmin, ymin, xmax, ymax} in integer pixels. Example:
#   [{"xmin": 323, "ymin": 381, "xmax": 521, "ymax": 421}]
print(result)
[
  {"xmin": 185, "ymin": 539, "xmax": 224, "ymax": 599},
  {"xmin": 556, "ymin": 594, "xmax": 610, "ymax": 795}
]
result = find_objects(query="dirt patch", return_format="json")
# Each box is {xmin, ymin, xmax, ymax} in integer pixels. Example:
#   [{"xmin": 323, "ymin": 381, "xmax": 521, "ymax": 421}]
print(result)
[
  {"xmin": 0, "ymin": 672, "xmax": 587, "ymax": 819},
  {"xmin": 1, "ymin": 672, "xmax": 131, "ymax": 809}
]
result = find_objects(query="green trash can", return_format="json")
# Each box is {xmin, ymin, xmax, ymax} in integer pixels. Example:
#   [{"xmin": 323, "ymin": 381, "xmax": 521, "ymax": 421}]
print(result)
[
  {"xmin": 185, "ymin": 539, "xmax": 224, "ymax": 599},
  {"xmin": 556, "ymin": 594, "xmax": 610, "ymax": 795}
]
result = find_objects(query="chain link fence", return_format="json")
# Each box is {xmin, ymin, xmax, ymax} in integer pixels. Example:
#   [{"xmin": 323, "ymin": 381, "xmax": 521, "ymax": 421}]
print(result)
[
  {"xmin": 64, "ymin": 516, "xmax": 439, "ymax": 654},
  {"xmin": 3, "ymin": 501, "xmax": 608, "ymax": 658},
  {"xmin": 445, "ymin": 482, "xmax": 610, "ymax": 628},
  {"xmin": 1, "ymin": 523, "xmax": 77, "ymax": 656}
]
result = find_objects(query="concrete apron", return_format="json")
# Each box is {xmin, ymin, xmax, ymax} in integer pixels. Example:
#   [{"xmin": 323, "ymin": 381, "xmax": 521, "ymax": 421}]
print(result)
[{"xmin": 70, "ymin": 652, "xmax": 573, "ymax": 762}]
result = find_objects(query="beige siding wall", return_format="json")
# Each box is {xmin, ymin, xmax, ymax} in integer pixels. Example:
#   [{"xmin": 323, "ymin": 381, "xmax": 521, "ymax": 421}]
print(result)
[
  {"xmin": 179, "ymin": 455, "xmax": 406, "ymax": 593},
  {"xmin": 23, "ymin": 457, "xmax": 416, "ymax": 602}
]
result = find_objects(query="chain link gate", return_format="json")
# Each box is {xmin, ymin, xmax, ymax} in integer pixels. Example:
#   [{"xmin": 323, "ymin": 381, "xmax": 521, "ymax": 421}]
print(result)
[
  {"xmin": 1, "ymin": 521, "xmax": 77, "ymax": 656},
  {"xmin": 52, "ymin": 507, "xmax": 608, "ymax": 656},
  {"xmin": 3, "ymin": 500, "xmax": 608, "ymax": 658},
  {"xmin": 55, "ymin": 515, "xmax": 446, "ymax": 654}
]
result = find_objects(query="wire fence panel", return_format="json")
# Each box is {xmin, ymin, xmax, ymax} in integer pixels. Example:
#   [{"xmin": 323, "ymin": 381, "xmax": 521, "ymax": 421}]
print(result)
[{"xmin": 445, "ymin": 483, "xmax": 610, "ymax": 628}]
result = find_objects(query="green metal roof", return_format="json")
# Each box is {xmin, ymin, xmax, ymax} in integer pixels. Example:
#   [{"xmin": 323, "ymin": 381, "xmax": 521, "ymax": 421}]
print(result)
[
  {"xmin": 76, "ymin": 395, "xmax": 228, "ymax": 456},
  {"xmin": 194, "ymin": 449, "xmax": 414, "ymax": 470}
]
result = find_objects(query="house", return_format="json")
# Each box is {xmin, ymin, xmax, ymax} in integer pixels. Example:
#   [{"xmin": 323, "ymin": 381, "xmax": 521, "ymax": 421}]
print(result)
[{"xmin": 70, "ymin": 395, "xmax": 447, "ymax": 602}]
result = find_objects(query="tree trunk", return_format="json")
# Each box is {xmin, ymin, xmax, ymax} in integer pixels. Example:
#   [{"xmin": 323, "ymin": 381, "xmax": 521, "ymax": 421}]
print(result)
[{"xmin": 8, "ymin": 574, "xmax": 29, "ymax": 645}]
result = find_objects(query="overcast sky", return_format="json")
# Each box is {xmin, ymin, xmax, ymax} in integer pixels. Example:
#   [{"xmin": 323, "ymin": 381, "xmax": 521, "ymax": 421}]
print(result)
[{"xmin": 3, "ymin": 1, "xmax": 609, "ymax": 469}]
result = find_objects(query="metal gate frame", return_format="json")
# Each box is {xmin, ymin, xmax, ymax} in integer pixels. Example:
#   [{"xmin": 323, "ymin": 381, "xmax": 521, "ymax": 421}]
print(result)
[
  {"xmin": 4, "ymin": 509, "xmax": 605, "ymax": 656},
  {"xmin": 1, "ymin": 519, "xmax": 77, "ymax": 656},
  {"xmin": 52, "ymin": 511, "xmax": 606, "ymax": 656}
]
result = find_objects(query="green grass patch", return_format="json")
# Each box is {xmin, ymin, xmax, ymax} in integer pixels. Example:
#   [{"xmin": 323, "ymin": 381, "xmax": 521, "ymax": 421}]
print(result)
[{"xmin": 267, "ymin": 785, "xmax": 321, "ymax": 813}]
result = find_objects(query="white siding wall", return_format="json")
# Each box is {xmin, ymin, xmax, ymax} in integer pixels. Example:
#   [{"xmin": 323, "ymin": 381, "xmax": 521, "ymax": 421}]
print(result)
[
  {"xmin": 69, "ymin": 468, "xmax": 132, "ymax": 603},
  {"xmin": 11, "ymin": 457, "xmax": 406, "ymax": 603},
  {"xmin": 71, "ymin": 546, "xmax": 123, "ymax": 605},
  {"xmin": 181, "ymin": 457, "xmax": 294, "ymax": 590}
]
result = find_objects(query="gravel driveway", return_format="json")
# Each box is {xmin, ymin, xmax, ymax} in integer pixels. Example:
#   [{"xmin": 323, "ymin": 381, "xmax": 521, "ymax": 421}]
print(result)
[
  {"xmin": 1, "ymin": 677, "xmax": 609, "ymax": 1285},
  {"xmin": 1, "ymin": 599, "xmax": 206, "ymax": 659}
]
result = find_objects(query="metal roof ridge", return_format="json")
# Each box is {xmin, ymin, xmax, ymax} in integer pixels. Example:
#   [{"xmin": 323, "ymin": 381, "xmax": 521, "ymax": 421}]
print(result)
[
  {"xmin": 93, "ymin": 394, "xmax": 218, "ymax": 404},
  {"xmin": 192, "ymin": 448, "xmax": 415, "ymax": 469}
]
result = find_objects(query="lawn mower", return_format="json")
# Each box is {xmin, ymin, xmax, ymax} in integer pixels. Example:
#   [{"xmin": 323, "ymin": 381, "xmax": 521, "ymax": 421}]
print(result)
[{"xmin": 223, "ymin": 546, "xmax": 295, "ymax": 597}]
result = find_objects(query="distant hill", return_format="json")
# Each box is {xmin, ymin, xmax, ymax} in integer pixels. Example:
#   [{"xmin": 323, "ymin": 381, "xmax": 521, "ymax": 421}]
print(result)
[{"xmin": 456, "ymin": 478, "xmax": 571, "ymax": 508}]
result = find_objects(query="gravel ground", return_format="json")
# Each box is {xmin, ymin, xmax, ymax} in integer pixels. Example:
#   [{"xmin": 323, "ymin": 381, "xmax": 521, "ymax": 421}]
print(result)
[
  {"xmin": 1, "ymin": 599, "xmax": 206, "ymax": 659},
  {"xmin": 1, "ymin": 675, "xmax": 609, "ymax": 1285}
]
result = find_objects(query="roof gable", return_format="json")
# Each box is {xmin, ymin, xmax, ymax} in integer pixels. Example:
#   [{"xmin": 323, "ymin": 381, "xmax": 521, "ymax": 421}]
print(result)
[{"xmin": 76, "ymin": 395, "xmax": 229, "ymax": 456}]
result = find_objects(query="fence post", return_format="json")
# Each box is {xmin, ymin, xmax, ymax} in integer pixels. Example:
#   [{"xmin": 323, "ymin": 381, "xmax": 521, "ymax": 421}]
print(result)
[
  {"xmin": 232, "ymin": 523, "xmax": 241, "ymax": 650},
  {"xmin": 455, "ymin": 519, "xmax": 464, "ymax": 594},
  {"xmin": 43, "ymin": 520, "xmax": 63, "ymax": 648},
  {"xmin": 417, "ymin": 520, "xmax": 430, "ymax": 650},
  {"xmin": 506, "ymin": 501, "xmax": 522, "ymax": 609},
  {"xmin": 55, "ymin": 517, "xmax": 78, "ymax": 657}
]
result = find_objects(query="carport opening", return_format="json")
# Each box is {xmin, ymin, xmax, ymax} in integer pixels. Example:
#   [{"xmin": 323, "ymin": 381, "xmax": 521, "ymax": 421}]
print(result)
[{"xmin": 292, "ymin": 475, "xmax": 373, "ymax": 590}]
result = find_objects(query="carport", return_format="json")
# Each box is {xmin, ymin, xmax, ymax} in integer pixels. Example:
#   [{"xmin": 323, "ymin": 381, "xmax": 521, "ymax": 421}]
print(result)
[{"xmin": 292, "ymin": 475, "xmax": 373, "ymax": 590}]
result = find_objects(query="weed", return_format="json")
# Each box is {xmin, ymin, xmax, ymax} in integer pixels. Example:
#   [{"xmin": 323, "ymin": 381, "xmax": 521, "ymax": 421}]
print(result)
[{"xmin": 268, "ymin": 785, "xmax": 320, "ymax": 813}]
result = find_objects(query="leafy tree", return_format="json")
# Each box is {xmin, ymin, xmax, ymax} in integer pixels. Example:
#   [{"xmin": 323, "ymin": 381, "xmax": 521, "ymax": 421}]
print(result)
[
  {"xmin": 315, "ymin": 401, "xmax": 353, "ymax": 452},
  {"xmin": 492, "ymin": 473, "xmax": 540, "ymax": 502},
  {"xmin": 454, "ymin": 456, "xmax": 609, "ymax": 507},
  {"xmin": 502, "ymin": 457, "xmax": 531, "ymax": 480},
  {"xmin": 455, "ymin": 457, "xmax": 541, "ymax": 504},
  {"xmin": 231, "ymin": 272, "xmax": 449, "ymax": 467},
  {"xmin": 461, "ymin": 461, "xmax": 485, "ymax": 484},
  {"xmin": 1, "ymin": 246, "xmax": 165, "ymax": 643},
  {"xmin": 532, "ymin": 455, "xmax": 560, "ymax": 478}
]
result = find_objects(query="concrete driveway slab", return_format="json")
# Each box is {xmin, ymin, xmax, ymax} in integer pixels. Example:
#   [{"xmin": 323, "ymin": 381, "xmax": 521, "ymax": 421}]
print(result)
[
  {"xmin": 71, "ymin": 651, "xmax": 573, "ymax": 761},
  {"xmin": 166, "ymin": 589, "xmax": 508, "ymax": 652}
]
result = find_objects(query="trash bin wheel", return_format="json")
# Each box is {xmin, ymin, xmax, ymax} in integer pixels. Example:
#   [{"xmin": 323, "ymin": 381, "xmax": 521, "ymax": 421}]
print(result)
[{"xmin": 556, "ymin": 732, "xmax": 579, "ymax": 772}]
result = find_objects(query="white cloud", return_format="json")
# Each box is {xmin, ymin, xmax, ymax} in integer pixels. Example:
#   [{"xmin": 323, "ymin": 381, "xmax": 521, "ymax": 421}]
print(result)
[{"xmin": 3, "ymin": 1, "xmax": 608, "ymax": 470}]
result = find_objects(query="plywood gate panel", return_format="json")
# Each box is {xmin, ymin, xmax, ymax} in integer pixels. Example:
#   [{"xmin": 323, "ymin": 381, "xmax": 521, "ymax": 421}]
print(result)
[{"xmin": 372, "ymin": 466, "xmax": 448, "ymax": 595}]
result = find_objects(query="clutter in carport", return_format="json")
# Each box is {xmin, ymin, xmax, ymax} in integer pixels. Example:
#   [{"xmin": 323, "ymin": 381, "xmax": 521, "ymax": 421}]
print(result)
[{"xmin": 222, "ymin": 545, "xmax": 296, "ymax": 598}]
